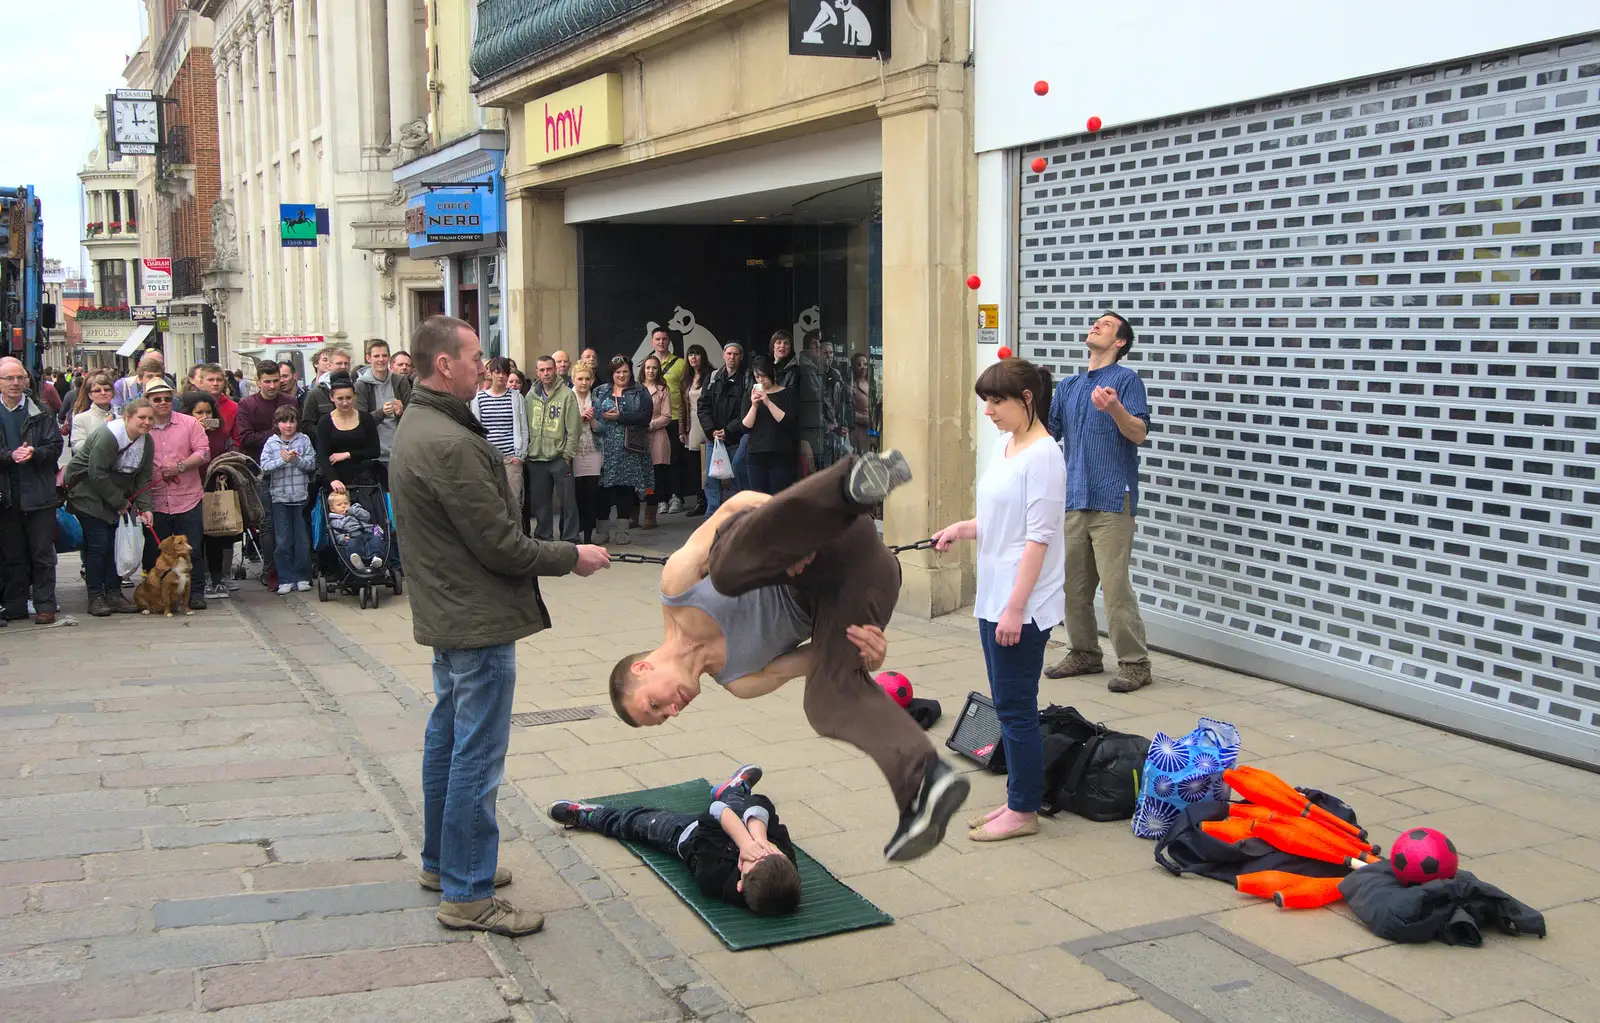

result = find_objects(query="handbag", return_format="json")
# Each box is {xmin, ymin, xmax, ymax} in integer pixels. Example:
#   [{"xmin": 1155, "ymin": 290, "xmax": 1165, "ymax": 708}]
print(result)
[
  {"xmin": 203, "ymin": 483, "xmax": 244, "ymax": 536},
  {"xmin": 624, "ymin": 425, "xmax": 649, "ymax": 455},
  {"xmin": 707, "ymin": 438, "xmax": 735, "ymax": 480},
  {"xmin": 1038, "ymin": 706, "xmax": 1151, "ymax": 821},
  {"xmin": 115, "ymin": 512, "xmax": 144, "ymax": 578},
  {"xmin": 55, "ymin": 506, "xmax": 83, "ymax": 553},
  {"xmin": 1132, "ymin": 716, "xmax": 1241, "ymax": 839}
]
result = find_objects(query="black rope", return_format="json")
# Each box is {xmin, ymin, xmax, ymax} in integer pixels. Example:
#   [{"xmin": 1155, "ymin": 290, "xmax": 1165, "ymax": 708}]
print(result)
[{"xmin": 609, "ymin": 537, "xmax": 938, "ymax": 567}]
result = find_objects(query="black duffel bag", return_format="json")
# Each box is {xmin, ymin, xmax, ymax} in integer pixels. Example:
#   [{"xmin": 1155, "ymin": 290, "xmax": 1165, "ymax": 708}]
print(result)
[{"xmin": 1038, "ymin": 705, "xmax": 1151, "ymax": 821}]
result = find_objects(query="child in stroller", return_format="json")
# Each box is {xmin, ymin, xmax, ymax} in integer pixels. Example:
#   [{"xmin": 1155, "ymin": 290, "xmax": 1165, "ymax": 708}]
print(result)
[{"xmin": 328, "ymin": 490, "xmax": 385, "ymax": 571}]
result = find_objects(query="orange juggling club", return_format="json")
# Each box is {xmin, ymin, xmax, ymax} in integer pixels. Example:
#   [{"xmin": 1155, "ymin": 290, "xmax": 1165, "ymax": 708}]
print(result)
[{"xmin": 1224, "ymin": 766, "xmax": 1368, "ymax": 841}]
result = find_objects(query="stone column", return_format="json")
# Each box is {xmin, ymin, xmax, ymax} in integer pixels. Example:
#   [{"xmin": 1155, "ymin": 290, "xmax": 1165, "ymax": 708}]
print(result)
[
  {"xmin": 254, "ymin": 13, "xmax": 278, "ymax": 330},
  {"xmin": 293, "ymin": 0, "xmax": 323, "ymax": 335},
  {"xmin": 503, "ymin": 189, "xmax": 577, "ymax": 371},
  {"xmin": 385, "ymin": 0, "xmax": 422, "ymax": 150},
  {"xmin": 876, "ymin": 64, "xmax": 978, "ymax": 617},
  {"xmin": 236, "ymin": 23, "xmax": 262, "ymax": 336},
  {"xmin": 272, "ymin": 0, "xmax": 300, "ymax": 330}
]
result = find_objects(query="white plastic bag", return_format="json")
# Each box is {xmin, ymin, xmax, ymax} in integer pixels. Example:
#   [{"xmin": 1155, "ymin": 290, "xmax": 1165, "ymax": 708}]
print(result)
[
  {"xmin": 707, "ymin": 438, "xmax": 735, "ymax": 481},
  {"xmin": 115, "ymin": 512, "xmax": 145, "ymax": 579}
]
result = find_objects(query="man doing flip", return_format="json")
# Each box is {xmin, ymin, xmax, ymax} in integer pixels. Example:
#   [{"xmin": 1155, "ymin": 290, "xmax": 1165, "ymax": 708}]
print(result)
[{"xmin": 609, "ymin": 451, "xmax": 969, "ymax": 862}]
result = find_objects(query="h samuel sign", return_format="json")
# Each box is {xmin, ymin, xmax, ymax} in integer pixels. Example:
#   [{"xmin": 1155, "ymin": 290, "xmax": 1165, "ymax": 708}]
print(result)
[{"xmin": 525, "ymin": 73, "xmax": 624, "ymax": 167}]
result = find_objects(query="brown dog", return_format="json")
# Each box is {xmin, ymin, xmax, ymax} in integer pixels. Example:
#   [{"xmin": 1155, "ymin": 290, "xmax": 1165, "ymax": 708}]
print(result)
[{"xmin": 134, "ymin": 535, "xmax": 194, "ymax": 617}]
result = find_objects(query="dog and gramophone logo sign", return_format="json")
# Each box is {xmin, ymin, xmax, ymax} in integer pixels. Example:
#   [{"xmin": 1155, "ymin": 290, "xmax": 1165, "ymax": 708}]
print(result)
[{"xmin": 788, "ymin": 0, "xmax": 889, "ymax": 59}]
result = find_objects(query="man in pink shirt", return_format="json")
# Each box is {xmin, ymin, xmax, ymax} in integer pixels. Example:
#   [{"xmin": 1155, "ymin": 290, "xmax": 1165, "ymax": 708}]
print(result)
[{"xmin": 141, "ymin": 380, "xmax": 213, "ymax": 610}]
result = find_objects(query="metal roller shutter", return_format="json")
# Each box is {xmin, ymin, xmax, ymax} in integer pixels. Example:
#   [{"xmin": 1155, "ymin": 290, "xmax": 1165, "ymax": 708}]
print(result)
[{"xmin": 1017, "ymin": 35, "xmax": 1600, "ymax": 766}]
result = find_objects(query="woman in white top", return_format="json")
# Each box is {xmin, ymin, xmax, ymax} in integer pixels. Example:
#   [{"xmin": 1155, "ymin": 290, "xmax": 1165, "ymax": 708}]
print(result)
[
  {"xmin": 934, "ymin": 357, "xmax": 1067, "ymax": 842},
  {"xmin": 69, "ymin": 373, "xmax": 118, "ymax": 449}
]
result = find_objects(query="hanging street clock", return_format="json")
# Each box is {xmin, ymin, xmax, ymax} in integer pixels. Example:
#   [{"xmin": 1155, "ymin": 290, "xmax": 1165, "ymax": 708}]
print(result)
[{"xmin": 108, "ymin": 89, "xmax": 163, "ymax": 156}]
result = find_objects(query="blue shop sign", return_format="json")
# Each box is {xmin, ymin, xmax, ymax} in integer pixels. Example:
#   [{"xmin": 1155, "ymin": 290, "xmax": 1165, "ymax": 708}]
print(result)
[{"xmin": 406, "ymin": 173, "xmax": 503, "ymax": 253}]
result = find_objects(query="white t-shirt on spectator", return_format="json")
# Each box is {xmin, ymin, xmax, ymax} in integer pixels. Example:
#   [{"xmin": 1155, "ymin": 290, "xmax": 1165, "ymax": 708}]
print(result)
[{"xmin": 974, "ymin": 433, "xmax": 1067, "ymax": 630}]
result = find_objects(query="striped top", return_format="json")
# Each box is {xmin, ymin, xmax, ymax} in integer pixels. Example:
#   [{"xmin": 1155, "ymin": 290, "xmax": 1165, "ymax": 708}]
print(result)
[{"xmin": 474, "ymin": 389, "xmax": 518, "ymax": 457}]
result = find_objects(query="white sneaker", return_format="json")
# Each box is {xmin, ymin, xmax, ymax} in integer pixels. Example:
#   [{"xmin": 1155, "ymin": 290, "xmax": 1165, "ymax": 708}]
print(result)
[
  {"xmin": 204, "ymin": 584, "xmax": 230, "ymax": 599},
  {"xmin": 666, "ymin": 497, "xmax": 683, "ymax": 515},
  {"xmin": 276, "ymin": 583, "xmax": 293, "ymax": 595},
  {"xmin": 369, "ymin": 557, "xmax": 384, "ymax": 570},
  {"xmin": 611, "ymin": 529, "xmax": 631, "ymax": 546},
  {"xmin": 350, "ymin": 553, "xmax": 365, "ymax": 569},
  {"xmin": 295, "ymin": 581, "xmax": 312, "ymax": 592},
  {"xmin": 224, "ymin": 579, "xmax": 241, "ymax": 591}
]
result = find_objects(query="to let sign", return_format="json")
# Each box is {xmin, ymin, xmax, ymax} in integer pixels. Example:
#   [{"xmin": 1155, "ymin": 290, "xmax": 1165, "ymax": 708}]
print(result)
[
  {"xmin": 789, "ymin": 0, "xmax": 889, "ymax": 59},
  {"xmin": 142, "ymin": 258, "xmax": 172, "ymax": 301},
  {"xmin": 525, "ymin": 73, "xmax": 624, "ymax": 166}
]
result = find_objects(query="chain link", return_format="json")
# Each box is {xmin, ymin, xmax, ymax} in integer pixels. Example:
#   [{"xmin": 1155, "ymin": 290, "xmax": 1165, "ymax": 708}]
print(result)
[
  {"xmin": 609, "ymin": 537, "xmax": 938, "ymax": 566},
  {"xmin": 887, "ymin": 537, "xmax": 939, "ymax": 555}
]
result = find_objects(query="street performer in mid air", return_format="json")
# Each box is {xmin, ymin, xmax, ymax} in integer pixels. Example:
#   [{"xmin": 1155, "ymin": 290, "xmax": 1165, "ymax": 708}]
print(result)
[{"xmin": 608, "ymin": 450, "xmax": 970, "ymax": 863}]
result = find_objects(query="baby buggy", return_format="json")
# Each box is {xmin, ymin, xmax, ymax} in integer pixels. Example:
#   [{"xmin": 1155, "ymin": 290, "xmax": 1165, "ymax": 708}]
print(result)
[{"xmin": 310, "ymin": 481, "xmax": 403, "ymax": 609}]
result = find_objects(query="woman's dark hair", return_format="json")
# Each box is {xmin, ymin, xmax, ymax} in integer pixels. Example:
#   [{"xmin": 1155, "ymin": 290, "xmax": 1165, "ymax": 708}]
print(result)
[
  {"xmin": 507, "ymin": 370, "xmax": 527, "ymax": 392},
  {"xmin": 750, "ymin": 355, "xmax": 775, "ymax": 381},
  {"xmin": 74, "ymin": 373, "xmax": 115, "ymax": 414},
  {"xmin": 610, "ymin": 358, "xmax": 633, "ymax": 385},
  {"xmin": 327, "ymin": 370, "xmax": 356, "ymax": 393},
  {"xmin": 684, "ymin": 344, "xmax": 711, "ymax": 387},
  {"xmin": 640, "ymin": 354, "xmax": 663, "ymax": 384},
  {"xmin": 180, "ymin": 391, "xmax": 216, "ymax": 418},
  {"xmin": 974, "ymin": 357, "xmax": 1044, "ymax": 428},
  {"xmin": 487, "ymin": 356, "xmax": 514, "ymax": 375}
]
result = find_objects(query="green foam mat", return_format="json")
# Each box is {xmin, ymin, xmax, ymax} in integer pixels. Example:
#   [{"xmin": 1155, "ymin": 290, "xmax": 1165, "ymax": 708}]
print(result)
[{"xmin": 581, "ymin": 779, "xmax": 893, "ymax": 951}]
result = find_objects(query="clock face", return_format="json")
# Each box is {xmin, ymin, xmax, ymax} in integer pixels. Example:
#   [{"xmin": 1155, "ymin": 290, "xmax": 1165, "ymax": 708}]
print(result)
[{"xmin": 112, "ymin": 100, "xmax": 160, "ymax": 145}]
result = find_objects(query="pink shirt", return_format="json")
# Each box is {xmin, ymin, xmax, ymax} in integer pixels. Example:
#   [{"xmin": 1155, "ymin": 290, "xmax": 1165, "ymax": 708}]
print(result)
[{"xmin": 147, "ymin": 411, "xmax": 211, "ymax": 514}]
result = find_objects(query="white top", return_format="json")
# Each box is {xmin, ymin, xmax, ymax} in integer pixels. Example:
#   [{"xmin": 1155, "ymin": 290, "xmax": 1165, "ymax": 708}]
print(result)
[{"xmin": 974, "ymin": 433, "xmax": 1067, "ymax": 629}]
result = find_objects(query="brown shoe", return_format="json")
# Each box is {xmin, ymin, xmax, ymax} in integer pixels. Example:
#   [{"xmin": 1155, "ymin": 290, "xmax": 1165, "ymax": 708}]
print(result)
[
  {"xmin": 33, "ymin": 611, "xmax": 57, "ymax": 625},
  {"xmin": 418, "ymin": 865, "xmax": 511, "ymax": 892},
  {"xmin": 87, "ymin": 593, "xmax": 113, "ymax": 618},
  {"xmin": 1043, "ymin": 650, "xmax": 1104, "ymax": 679},
  {"xmin": 437, "ymin": 895, "xmax": 544, "ymax": 937},
  {"xmin": 102, "ymin": 589, "xmax": 140, "ymax": 615},
  {"xmin": 1108, "ymin": 662, "xmax": 1153, "ymax": 693}
]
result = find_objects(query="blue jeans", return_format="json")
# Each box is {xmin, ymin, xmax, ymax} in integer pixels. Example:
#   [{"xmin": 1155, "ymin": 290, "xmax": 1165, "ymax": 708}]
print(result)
[
  {"xmin": 335, "ymin": 530, "xmax": 384, "ymax": 563},
  {"xmin": 422, "ymin": 643, "xmax": 517, "ymax": 902},
  {"xmin": 733, "ymin": 433, "xmax": 750, "ymax": 491},
  {"xmin": 271, "ymin": 501, "xmax": 310, "ymax": 584},
  {"xmin": 978, "ymin": 619, "xmax": 1052, "ymax": 813},
  {"xmin": 76, "ymin": 514, "xmax": 117, "ymax": 594}
]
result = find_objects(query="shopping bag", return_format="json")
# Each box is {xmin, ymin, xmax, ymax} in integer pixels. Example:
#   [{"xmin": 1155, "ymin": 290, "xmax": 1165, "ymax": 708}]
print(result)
[
  {"xmin": 707, "ymin": 438, "xmax": 735, "ymax": 480},
  {"xmin": 204, "ymin": 487, "xmax": 243, "ymax": 537},
  {"xmin": 1132, "ymin": 716, "xmax": 1241, "ymax": 839},
  {"xmin": 115, "ymin": 513, "xmax": 144, "ymax": 578},
  {"xmin": 55, "ymin": 506, "xmax": 83, "ymax": 553}
]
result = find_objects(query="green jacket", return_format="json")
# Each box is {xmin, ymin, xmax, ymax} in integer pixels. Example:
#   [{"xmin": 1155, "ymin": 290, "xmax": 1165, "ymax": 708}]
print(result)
[
  {"xmin": 65, "ymin": 424, "xmax": 154, "ymax": 524},
  {"xmin": 389, "ymin": 385, "xmax": 578, "ymax": 649},
  {"xmin": 525, "ymin": 378, "xmax": 579, "ymax": 462}
]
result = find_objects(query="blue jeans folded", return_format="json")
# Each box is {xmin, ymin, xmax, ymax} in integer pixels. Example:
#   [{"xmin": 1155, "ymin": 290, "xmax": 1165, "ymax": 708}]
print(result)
[
  {"xmin": 421, "ymin": 643, "xmax": 517, "ymax": 902},
  {"xmin": 978, "ymin": 618, "xmax": 1052, "ymax": 813}
]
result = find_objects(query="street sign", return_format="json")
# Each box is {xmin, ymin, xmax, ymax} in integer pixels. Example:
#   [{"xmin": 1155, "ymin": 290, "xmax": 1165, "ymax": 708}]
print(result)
[
  {"xmin": 142, "ymin": 258, "xmax": 172, "ymax": 300},
  {"xmin": 280, "ymin": 204, "xmax": 317, "ymax": 247},
  {"xmin": 131, "ymin": 305, "xmax": 158, "ymax": 322},
  {"xmin": 789, "ymin": 0, "xmax": 889, "ymax": 58},
  {"xmin": 978, "ymin": 303, "xmax": 999, "ymax": 346}
]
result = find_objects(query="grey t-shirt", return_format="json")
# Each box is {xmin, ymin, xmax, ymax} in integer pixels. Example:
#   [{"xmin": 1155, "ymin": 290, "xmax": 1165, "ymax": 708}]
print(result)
[
  {"xmin": 366, "ymin": 373, "xmax": 398, "ymax": 459},
  {"xmin": 661, "ymin": 575, "xmax": 812, "ymax": 686}
]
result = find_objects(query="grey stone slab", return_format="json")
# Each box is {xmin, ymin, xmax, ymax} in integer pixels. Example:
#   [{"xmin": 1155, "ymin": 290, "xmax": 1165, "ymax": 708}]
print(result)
[
  {"xmin": 138, "ymin": 741, "xmax": 341, "ymax": 768},
  {"xmin": 87, "ymin": 926, "xmax": 270, "ymax": 975},
  {"xmin": 1067, "ymin": 917, "xmax": 1401, "ymax": 1023},
  {"xmin": 268, "ymin": 832, "xmax": 405, "ymax": 863},
  {"xmin": 148, "ymin": 810, "xmax": 391, "ymax": 849},
  {"xmin": 139, "ymin": 977, "xmax": 514, "ymax": 1023},
  {"xmin": 0, "ymin": 945, "xmax": 87, "ymax": 989},
  {"xmin": 154, "ymin": 880, "xmax": 438, "ymax": 928},
  {"xmin": 0, "ymin": 828, "xmax": 145, "ymax": 862},
  {"xmin": 0, "ymin": 906, "xmax": 142, "ymax": 951},
  {"xmin": 0, "ymin": 788, "xmax": 152, "ymax": 816},
  {"xmin": 3, "ymin": 806, "xmax": 185, "ymax": 837},
  {"xmin": 152, "ymin": 774, "xmax": 362, "ymax": 806},
  {"xmin": 0, "ymin": 701, "xmax": 98, "ymax": 718},
  {"xmin": 518, "ymin": 908, "xmax": 681, "ymax": 1023},
  {"xmin": 267, "ymin": 907, "xmax": 470, "ymax": 957}
]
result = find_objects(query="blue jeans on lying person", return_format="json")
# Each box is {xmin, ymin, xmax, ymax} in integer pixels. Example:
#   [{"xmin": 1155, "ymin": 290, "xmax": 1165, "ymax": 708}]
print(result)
[
  {"xmin": 978, "ymin": 618, "xmax": 1052, "ymax": 814},
  {"xmin": 422, "ymin": 643, "xmax": 517, "ymax": 903}
]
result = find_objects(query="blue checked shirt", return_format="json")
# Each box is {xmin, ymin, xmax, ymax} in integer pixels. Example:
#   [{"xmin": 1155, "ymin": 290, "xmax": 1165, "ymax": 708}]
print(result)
[{"xmin": 1047, "ymin": 363, "xmax": 1151, "ymax": 514}]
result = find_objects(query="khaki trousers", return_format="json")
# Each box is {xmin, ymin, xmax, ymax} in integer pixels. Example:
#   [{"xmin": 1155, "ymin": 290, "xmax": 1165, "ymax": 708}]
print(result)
[
  {"xmin": 502, "ymin": 459, "xmax": 524, "ymax": 525},
  {"xmin": 1063, "ymin": 496, "xmax": 1149, "ymax": 664}
]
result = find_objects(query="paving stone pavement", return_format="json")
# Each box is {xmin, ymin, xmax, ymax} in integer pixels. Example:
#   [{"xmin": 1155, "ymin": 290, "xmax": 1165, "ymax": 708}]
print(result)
[{"xmin": 3, "ymin": 532, "xmax": 1597, "ymax": 1023}]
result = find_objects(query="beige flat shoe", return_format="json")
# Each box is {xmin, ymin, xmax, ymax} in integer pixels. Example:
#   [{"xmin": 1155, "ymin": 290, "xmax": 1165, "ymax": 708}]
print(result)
[
  {"xmin": 967, "ymin": 811, "xmax": 1004, "ymax": 830},
  {"xmin": 968, "ymin": 819, "xmax": 1039, "ymax": 842}
]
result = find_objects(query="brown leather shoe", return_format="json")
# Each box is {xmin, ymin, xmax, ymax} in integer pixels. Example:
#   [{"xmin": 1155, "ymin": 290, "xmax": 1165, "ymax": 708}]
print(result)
[
  {"xmin": 33, "ymin": 611, "xmax": 57, "ymax": 626},
  {"xmin": 102, "ymin": 589, "xmax": 140, "ymax": 615},
  {"xmin": 1043, "ymin": 650, "xmax": 1104, "ymax": 679},
  {"xmin": 1108, "ymin": 662, "xmax": 1153, "ymax": 693},
  {"xmin": 437, "ymin": 896, "xmax": 543, "ymax": 937}
]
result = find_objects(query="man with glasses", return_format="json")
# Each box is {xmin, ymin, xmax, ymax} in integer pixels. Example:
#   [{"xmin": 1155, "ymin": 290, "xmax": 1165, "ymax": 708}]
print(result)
[
  {"xmin": 140, "ymin": 380, "xmax": 212, "ymax": 611},
  {"xmin": 0, "ymin": 358, "xmax": 65, "ymax": 625}
]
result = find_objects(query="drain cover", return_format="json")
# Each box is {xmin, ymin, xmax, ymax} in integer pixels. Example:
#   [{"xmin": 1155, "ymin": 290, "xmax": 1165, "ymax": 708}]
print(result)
[
  {"xmin": 511, "ymin": 706, "xmax": 603, "ymax": 727},
  {"xmin": 1067, "ymin": 919, "xmax": 1398, "ymax": 1023}
]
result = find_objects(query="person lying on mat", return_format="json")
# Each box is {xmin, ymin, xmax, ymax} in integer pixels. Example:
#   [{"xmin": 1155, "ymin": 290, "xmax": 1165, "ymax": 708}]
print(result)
[{"xmin": 549, "ymin": 764, "xmax": 800, "ymax": 916}]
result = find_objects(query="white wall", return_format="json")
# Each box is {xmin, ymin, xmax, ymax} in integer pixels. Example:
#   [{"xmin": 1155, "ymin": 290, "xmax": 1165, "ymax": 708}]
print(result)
[{"xmin": 974, "ymin": 1, "xmax": 1600, "ymax": 153}]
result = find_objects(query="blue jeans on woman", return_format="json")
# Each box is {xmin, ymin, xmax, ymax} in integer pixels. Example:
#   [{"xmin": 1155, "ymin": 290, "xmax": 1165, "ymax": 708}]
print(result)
[
  {"xmin": 978, "ymin": 619, "xmax": 1052, "ymax": 813},
  {"xmin": 76, "ymin": 514, "xmax": 118, "ymax": 594},
  {"xmin": 271, "ymin": 501, "xmax": 310, "ymax": 584},
  {"xmin": 422, "ymin": 643, "xmax": 517, "ymax": 903}
]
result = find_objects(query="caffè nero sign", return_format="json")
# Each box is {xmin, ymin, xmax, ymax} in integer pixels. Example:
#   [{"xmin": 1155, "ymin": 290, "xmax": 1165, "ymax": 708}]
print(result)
[{"xmin": 788, "ymin": 0, "xmax": 889, "ymax": 59}]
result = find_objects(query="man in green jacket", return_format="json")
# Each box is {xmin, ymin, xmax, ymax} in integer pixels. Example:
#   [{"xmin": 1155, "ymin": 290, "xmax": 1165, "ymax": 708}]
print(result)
[
  {"xmin": 524, "ymin": 355, "xmax": 580, "ymax": 542},
  {"xmin": 389, "ymin": 316, "xmax": 610, "ymax": 938}
]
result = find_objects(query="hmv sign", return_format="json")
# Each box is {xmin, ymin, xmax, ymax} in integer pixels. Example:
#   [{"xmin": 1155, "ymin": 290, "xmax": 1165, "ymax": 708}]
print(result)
[{"xmin": 788, "ymin": 0, "xmax": 889, "ymax": 59}]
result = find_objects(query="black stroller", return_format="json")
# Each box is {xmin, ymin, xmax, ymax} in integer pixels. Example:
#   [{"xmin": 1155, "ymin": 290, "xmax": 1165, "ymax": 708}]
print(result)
[{"xmin": 311, "ymin": 479, "xmax": 403, "ymax": 609}]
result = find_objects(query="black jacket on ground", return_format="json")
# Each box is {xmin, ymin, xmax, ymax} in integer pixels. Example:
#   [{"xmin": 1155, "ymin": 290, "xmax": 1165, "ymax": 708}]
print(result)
[
  {"xmin": 0, "ymin": 395, "xmax": 66, "ymax": 513},
  {"xmin": 697, "ymin": 364, "xmax": 752, "ymax": 443},
  {"xmin": 1339, "ymin": 865, "xmax": 1546, "ymax": 946},
  {"xmin": 679, "ymin": 795, "xmax": 796, "ymax": 909}
]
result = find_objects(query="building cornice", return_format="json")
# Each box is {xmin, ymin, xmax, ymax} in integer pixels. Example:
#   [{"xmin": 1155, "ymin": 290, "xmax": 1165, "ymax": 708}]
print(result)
[{"xmin": 392, "ymin": 130, "xmax": 507, "ymax": 187}]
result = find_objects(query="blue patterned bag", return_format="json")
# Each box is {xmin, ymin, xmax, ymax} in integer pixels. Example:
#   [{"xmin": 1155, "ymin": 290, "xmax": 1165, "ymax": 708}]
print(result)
[{"xmin": 1131, "ymin": 717, "xmax": 1241, "ymax": 839}]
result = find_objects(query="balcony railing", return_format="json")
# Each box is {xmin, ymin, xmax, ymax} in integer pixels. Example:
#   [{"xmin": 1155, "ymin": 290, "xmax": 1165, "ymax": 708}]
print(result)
[
  {"xmin": 471, "ymin": 0, "xmax": 659, "ymax": 81},
  {"xmin": 172, "ymin": 256, "xmax": 202, "ymax": 299},
  {"xmin": 158, "ymin": 124, "xmax": 191, "ymax": 178}
]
